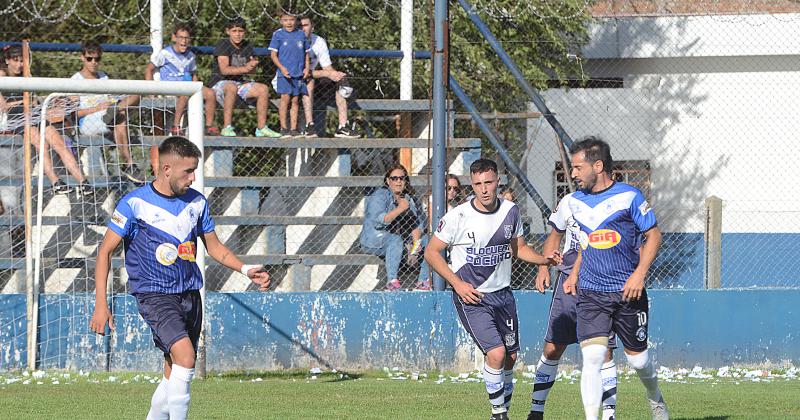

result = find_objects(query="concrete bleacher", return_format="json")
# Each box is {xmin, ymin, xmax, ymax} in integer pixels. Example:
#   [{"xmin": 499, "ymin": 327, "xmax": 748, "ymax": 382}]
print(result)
[{"xmin": 0, "ymin": 99, "xmax": 485, "ymax": 293}]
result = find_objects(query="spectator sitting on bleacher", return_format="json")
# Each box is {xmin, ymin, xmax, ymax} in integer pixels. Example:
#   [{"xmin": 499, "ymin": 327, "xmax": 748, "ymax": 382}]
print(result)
[
  {"xmin": 209, "ymin": 17, "xmax": 281, "ymax": 138},
  {"xmin": 71, "ymin": 40, "xmax": 144, "ymax": 184},
  {"xmin": 269, "ymin": 11, "xmax": 310, "ymax": 138},
  {"xmin": 360, "ymin": 164, "xmax": 431, "ymax": 291},
  {"xmin": 1, "ymin": 45, "xmax": 93, "ymax": 196},
  {"xmin": 296, "ymin": 15, "xmax": 360, "ymax": 139},
  {"xmin": 498, "ymin": 185, "xmax": 515, "ymax": 202},
  {"xmin": 145, "ymin": 23, "xmax": 218, "ymax": 136}
]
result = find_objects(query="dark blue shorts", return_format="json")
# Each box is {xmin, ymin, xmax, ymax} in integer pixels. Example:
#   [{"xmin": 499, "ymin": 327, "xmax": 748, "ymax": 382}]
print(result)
[
  {"xmin": 276, "ymin": 75, "xmax": 308, "ymax": 96},
  {"xmin": 453, "ymin": 287, "xmax": 519, "ymax": 354},
  {"xmin": 576, "ymin": 288, "xmax": 648, "ymax": 352},
  {"xmin": 545, "ymin": 272, "xmax": 616, "ymax": 348},
  {"xmin": 134, "ymin": 289, "xmax": 202, "ymax": 355}
]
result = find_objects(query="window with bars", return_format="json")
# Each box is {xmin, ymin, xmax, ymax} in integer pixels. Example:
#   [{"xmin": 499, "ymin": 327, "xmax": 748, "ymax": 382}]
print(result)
[{"xmin": 553, "ymin": 160, "xmax": 651, "ymax": 204}]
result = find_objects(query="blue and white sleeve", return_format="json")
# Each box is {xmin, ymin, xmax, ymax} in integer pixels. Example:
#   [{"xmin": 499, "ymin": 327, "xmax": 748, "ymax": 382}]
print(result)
[
  {"xmin": 630, "ymin": 190, "xmax": 657, "ymax": 232},
  {"xmin": 108, "ymin": 199, "xmax": 134, "ymax": 238}
]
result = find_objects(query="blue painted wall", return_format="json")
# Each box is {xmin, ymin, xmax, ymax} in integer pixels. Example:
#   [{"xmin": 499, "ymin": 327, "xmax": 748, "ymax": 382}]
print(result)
[{"xmin": 2, "ymin": 290, "xmax": 798, "ymax": 371}]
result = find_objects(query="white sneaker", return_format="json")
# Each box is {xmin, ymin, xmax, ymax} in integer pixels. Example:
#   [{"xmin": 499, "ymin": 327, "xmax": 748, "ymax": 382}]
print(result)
[{"xmin": 649, "ymin": 398, "xmax": 669, "ymax": 420}]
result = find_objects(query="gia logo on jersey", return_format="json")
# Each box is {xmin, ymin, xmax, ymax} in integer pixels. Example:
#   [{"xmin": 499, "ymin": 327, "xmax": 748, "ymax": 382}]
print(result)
[{"xmin": 587, "ymin": 229, "xmax": 621, "ymax": 249}]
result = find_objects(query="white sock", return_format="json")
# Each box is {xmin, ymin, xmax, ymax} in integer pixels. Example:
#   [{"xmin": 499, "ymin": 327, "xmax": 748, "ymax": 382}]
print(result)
[
  {"xmin": 503, "ymin": 369, "xmax": 514, "ymax": 409},
  {"xmin": 167, "ymin": 364, "xmax": 195, "ymax": 420},
  {"xmin": 530, "ymin": 355, "xmax": 559, "ymax": 413},
  {"xmin": 483, "ymin": 363, "xmax": 506, "ymax": 413},
  {"xmin": 580, "ymin": 344, "xmax": 607, "ymax": 420},
  {"xmin": 625, "ymin": 350, "xmax": 663, "ymax": 403},
  {"xmin": 145, "ymin": 376, "xmax": 169, "ymax": 420},
  {"xmin": 600, "ymin": 360, "xmax": 617, "ymax": 420}
]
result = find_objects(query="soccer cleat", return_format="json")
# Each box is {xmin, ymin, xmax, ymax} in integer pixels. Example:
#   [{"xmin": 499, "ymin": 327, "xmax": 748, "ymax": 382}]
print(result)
[
  {"xmin": 123, "ymin": 163, "xmax": 145, "ymax": 184},
  {"xmin": 386, "ymin": 279, "xmax": 401, "ymax": 291},
  {"xmin": 52, "ymin": 179, "xmax": 73, "ymax": 195},
  {"xmin": 489, "ymin": 411, "xmax": 509, "ymax": 420},
  {"xmin": 527, "ymin": 411, "xmax": 544, "ymax": 420},
  {"xmin": 649, "ymin": 398, "xmax": 669, "ymax": 420},
  {"xmin": 255, "ymin": 126, "xmax": 281, "ymax": 138},
  {"xmin": 334, "ymin": 123, "xmax": 360, "ymax": 139},
  {"xmin": 220, "ymin": 125, "xmax": 237, "ymax": 137},
  {"xmin": 77, "ymin": 182, "xmax": 95, "ymax": 197},
  {"xmin": 300, "ymin": 122, "xmax": 317, "ymax": 138},
  {"xmin": 205, "ymin": 126, "xmax": 220, "ymax": 136}
]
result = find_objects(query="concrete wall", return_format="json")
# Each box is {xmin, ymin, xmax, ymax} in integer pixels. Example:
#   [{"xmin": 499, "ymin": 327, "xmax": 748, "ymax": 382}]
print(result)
[{"xmin": 2, "ymin": 290, "xmax": 798, "ymax": 371}]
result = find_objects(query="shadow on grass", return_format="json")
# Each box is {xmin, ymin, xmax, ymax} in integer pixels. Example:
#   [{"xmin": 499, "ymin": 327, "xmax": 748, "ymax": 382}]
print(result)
[
  {"xmin": 674, "ymin": 417, "xmax": 730, "ymax": 420},
  {"xmin": 213, "ymin": 370, "xmax": 363, "ymax": 383}
]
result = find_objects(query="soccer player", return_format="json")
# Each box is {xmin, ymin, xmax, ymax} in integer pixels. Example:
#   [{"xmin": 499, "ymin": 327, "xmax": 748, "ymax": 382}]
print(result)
[
  {"xmin": 424, "ymin": 158, "xmax": 561, "ymax": 420},
  {"xmin": 89, "ymin": 136, "xmax": 270, "ymax": 420},
  {"xmin": 527, "ymin": 191, "xmax": 618, "ymax": 420},
  {"xmin": 561, "ymin": 137, "xmax": 669, "ymax": 420}
]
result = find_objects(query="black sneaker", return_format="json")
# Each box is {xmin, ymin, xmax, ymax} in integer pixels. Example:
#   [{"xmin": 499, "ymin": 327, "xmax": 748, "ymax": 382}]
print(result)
[
  {"xmin": 334, "ymin": 123, "xmax": 360, "ymax": 139},
  {"xmin": 123, "ymin": 163, "xmax": 145, "ymax": 184},
  {"xmin": 280, "ymin": 129, "xmax": 292, "ymax": 138},
  {"xmin": 489, "ymin": 412, "xmax": 509, "ymax": 420},
  {"xmin": 52, "ymin": 180, "xmax": 73, "ymax": 195},
  {"xmin": 527, "ymin": 411, "xmax": 544, "ymax": 420},
  {"xmin": 288, "ymin": 130, "xmax": 300, "ymax": 137},
  {"xmin": 77, "ymin": 182, "xmax": 95, "ymax": 197},
  {"xmin": 300, "ymin": 122, "xmax": 318, "ymax": 138}
]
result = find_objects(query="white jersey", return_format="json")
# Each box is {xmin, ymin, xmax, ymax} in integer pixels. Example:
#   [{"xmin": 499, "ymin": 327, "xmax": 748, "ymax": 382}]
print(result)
[
  {"xmin": 434, "ymin": 198, "xmax": 523, "ymax": 293},
  {"xmin": 548, "ymin": 192, "xmax": 582, "ymax": 274},
  {"xmin": 70, "ymin": 71, "xmax": 114, "ymax": 135},
  {"xmin": 308, "ymin": 34, "xmax": 332, "ymax": 70}
]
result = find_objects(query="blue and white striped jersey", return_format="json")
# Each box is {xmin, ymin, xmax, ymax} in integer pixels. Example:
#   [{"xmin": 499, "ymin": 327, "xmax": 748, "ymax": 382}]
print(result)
[
  {"xmin": 568, "ymin": 182, "xmax": 656, "ymax": 292},
  {"xmin": 108, "ymin": 183, "xmax": 215, "ymax": 294},
  {"xmin": 434, "ymin": 198, "xmax": 523, "ymax": 293},
  {"xmin": 548, "ymin": 192, "xmax": 581, "ymax": 275}
]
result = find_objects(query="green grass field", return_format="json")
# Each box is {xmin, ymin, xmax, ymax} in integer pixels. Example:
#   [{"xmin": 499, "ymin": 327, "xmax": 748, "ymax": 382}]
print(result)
[{"xmin": 1, "ymin": 370, "xmax": 799, "ymax": 419}]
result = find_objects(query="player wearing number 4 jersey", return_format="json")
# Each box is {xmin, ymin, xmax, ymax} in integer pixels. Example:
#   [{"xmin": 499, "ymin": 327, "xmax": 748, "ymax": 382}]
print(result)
[
  {"xmin": 89, "ymin": 136, "xmax": 271, "ymax": 420},
  {"xmin": 425, "ymin": 158, "xmax": 561, "ymax": 420},
  {"xmin": 561, "ymin": 137, "xmax": 669, "ymax": 420}
]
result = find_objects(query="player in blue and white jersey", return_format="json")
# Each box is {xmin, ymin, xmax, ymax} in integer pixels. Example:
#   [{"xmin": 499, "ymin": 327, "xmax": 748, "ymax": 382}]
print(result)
[
  {"xmin": 561, "ymin": 137, "xmax": 669, "ymax": 420},
  {"xmin": 527, "ymin": 192, "xmax": 618, "ymax": 420},
  {"xmin": 89, "ymin": 136, "xmax": 270, "ymax": 420},
  {"xmin": 425, "ymin": 158, "xmax": 561, "ymax": 420}
]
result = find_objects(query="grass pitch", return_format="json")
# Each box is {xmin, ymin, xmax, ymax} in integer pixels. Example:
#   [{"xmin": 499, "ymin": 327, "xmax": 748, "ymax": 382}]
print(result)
[{"xmin": 1, "ymin": 369, "xmax": 798, "ymax": 419}]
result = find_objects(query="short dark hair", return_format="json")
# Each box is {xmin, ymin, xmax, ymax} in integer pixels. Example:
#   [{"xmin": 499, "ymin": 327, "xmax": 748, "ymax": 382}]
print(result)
[
  {"xmin": 159, "ymin": 136, "xmax": 201, "ymax": 159},
  {"xmin": 2, "ymin": 45, "xmax": 22, "ymax": 60},
  {"xmin": 173, "ymin": 23, "xmax": 193, "ymax": 36},
  {"xmin": 470, "ymin": 158, "xmax": 498, "ymax": 175},
  {"xmin": 226, "ymin": 17, "xmax": 246, "ymax": 30},
  {"xmin": 81, "ymin": 39, "xmax": 102, "ymax": 56},
  {"xmin": 569, "ymin": 136, "xmax": 613, "ymax": 174},
  {"xmin": 299, "ymin": 14, "xmax": 312, "ymax": 23}
]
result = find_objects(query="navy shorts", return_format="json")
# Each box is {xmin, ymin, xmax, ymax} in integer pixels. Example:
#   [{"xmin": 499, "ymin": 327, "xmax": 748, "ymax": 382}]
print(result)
[
  {"xmin": 453, "ymin": 287, "xmax": 519, "ymax": 354},
  {"xmin": 545, "ymin": 272, "xmax": 616, "ymax": 348},
  {"xmin": 276, "ymin": 75, "xmax": 308, "ymax": 96},
  {"xmin": 134, "ymin": 289, "xmax": 202, "ymax": 355},
  {"xmin": 576, "ymin": 288, "xmax": 648, "ymax": 352}
]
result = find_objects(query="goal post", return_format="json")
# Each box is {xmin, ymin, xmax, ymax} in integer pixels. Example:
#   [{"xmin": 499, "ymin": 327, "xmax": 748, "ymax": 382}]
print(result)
[{"xmin": 0, "ymin": 76, "xmax": 206, "ymax": 372}]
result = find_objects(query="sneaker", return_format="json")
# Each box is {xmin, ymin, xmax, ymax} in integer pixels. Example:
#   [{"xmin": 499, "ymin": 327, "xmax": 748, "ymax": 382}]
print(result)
[
  {"xmin": 527, "ymin": 412, "xmax": 544, "ymax": 420},
  {"xmin": 78, "ymin": 181, "xmax": 94, "ymax": 197},
  {"xmin": 280, "ymin": 129, "xmax": 292, "ymax": 138},
  {"xmin": 334, "ymin": 123, "xmax": 360, "ymax": 139},
  {"xmin": 288, "ymin": 129, "xmax": 300, "ymax": 137},
  {"xmin": 123, "ymin": 163, "xmax": 145, "ymax": 184},
  {"xmin": 386, "ymin": 279, "xmax": 402, "ymax": 291},
  {"xmin": 169, "ymin": 126, "xmax": 184, "ymax": 136},
  {"xmin": 205, "ymin": 126, "xmax": 220, "ymax": 136},
  {"xmin": 300, "ymin": 122, "xmax": 318, "ymax": 138},
  {"xmin": 255, "ymin": 126, "xmax": 282, "ymax": 138},
  {"xmin": 52, "ymin": 179, "xmax": 73, "ymax": 195},
  {"xmin": 220, "ymin": 125, "xmax": 237, "ymax": 137},
  {"xmin": 413, "ymin": 281, "xmax": 432, "ymax": 291},
  {"xmin": 649, "ymin": 398, "xmax": 669, "ymax": 420}
]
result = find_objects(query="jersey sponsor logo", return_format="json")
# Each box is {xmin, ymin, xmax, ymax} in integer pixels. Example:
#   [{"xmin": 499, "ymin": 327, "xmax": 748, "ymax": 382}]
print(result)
[
  {"xmin": 178, "ymin": 241, "xmax": 196, "ymax": 261},
  {"xmin": 155, "ymin": 243, "xmax": 178, "ymax": 266},
  {"xmin": 587, "ymin": 229, "xmax": 621, "ymax": 249},
  {"xmin": 639, "ymin": 200, "xmax": 652, "ymax": 216},
  {"xmin": 466, "ymin": 244, "xmax": 511, "ymax": 266},
  {"xmin": 110, "ymin": 210, "xmax": 127, "ymax": 229}
]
